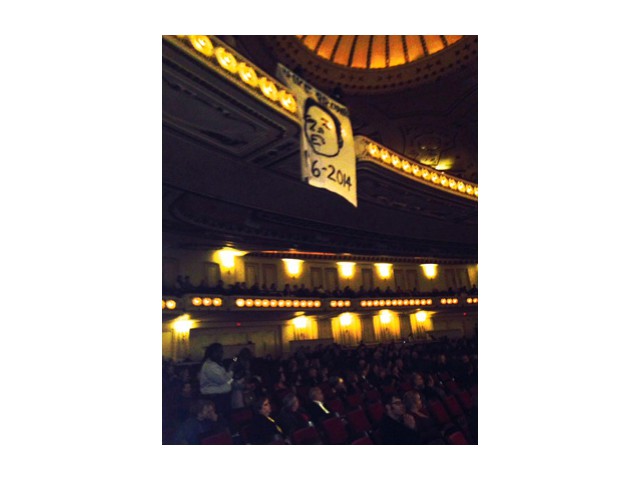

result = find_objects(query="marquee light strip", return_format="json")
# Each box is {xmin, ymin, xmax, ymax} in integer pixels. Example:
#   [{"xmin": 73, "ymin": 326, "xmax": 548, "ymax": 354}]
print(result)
[{"xmin": 355, "ymin": 136, "xmax": 478, "ymax": 200}]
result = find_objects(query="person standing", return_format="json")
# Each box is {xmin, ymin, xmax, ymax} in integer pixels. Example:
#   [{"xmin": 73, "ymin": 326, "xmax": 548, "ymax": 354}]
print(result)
[{"xmin": 199, "ymin": 343, "xmax": 235, "ymax": 419}]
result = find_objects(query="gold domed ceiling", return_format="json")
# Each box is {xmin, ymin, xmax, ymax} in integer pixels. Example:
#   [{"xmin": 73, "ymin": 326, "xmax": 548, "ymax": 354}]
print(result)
[{"xmin": 296, "ymin": 35, "xmax": 463, "ymax": 69}]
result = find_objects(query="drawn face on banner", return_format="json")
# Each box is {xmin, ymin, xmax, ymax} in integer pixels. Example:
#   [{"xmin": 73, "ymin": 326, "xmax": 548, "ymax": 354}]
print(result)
[{"xmin": 303, "ymin": 98, "xmax": 343, "ymax": 157}]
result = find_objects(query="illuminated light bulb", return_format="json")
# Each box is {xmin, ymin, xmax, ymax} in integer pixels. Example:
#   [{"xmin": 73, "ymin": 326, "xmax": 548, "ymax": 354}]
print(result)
[
  {"xmin": 409, "ymin": 299, "xmax": 415, "ymax": 305},
  {"xmin": 215, "ymin": 247, "xmax": 247, "ymax": 270},
  {"xmin": 293, "ymin": 316, "xmax": 308, "ymax": 328},
  {"xmin": 391, "ymin": 156, "xmax": 401, "ymax": 168},
  {"xmin": 474, "ymin": 187, "xmax": 479, "ymax": 197},
  {"xmin": 331, "ymin": 301, "xmax": 337, "ymax": 307},
  {"xmin": 466, "ymin": 185, "xmax": 474, "ymax": 195},
  {"xmin": 427, "ymin": 299, "xmax": 433, "ymax": 305},
  {"xmin": 314, "ymin": 300, "xmax": 321, "ymax": 307},
  {"xmin": 236, "ymin": 299, "xmax": 246, "ymax": 307},
  {"xmin": 421, "ymin": 263, "xmax": 438, "ymax": 279},
  {"xmin": 293, "ymin": 300, "xmax": 300, "ymax": 308},
  {"xmin": 380, "ymin": 149, "xmax": 390, "ymax": 162},
  {"xmin": 344, "ymin": 301, "xmax": 351, "ymax": 307},
  {"xmin": 449, "ymin": 178, "xmax": 458, "ymax": 189},
  {"xmin": 246, "ymin": 299, "xmax": 254, "ymax": 307},
  {"xmin": 380, "ymin": 310, "xmax": 392, "ymax": 324},
  {"xmin": 385, "ymin": 300, "xmax": 391, "ymax": 306},
  {"xmin": 440, "ymin": 176, "xmax": 449, "ymax": 186},
  {"xmin": 340, "ymin": 313, "xmax": 353, "ymax": 326},
  {"xmin": 473, "ymin": 298, "xmax": 478, "ymax": 303},
  {"xmin": 338, "ymin": 300, "xmax": 344, "ymax": 307},
  {"xmin": 166, "ymin": 299, "xmax": 176, "ymax": 310},
  {"xmin": 300, "ymin": 300, "xmax": 307, "ymax": 308},
  {"xmin": 467, "ymin": 298, "xmax": 473, "ymax": 304},
  {"xmin": 440, "ymin": 298, "xmax": 446, "ymax": 304},
  {"xmin": 453, "ymin": 298, "xmax": 459, "ymax": 304},
  {"xmin": 173, "ymin": 317, "xmax": 193, "ymax": 333},
  {"xmin": 279, "ymin": 90, "xmax": 297, "ymax": 113},
  {"xmin": 431, "ymin": 172, "xmax": 440, "ymax": 183},
  {"xmin": 214, "ymin": 298, "xmax": 222, "ymax": 307},
  {"xmin": 402, "ymin": 160, "xmax": 411, "ymax": 172},
  {"xmin": 285, "ymin": 300, "xmax": 292, "ymax": 307},
  {"xmin": 375, "ymin": 263, "xmax": 393, "ymax": 279},
  {"xmin": 237, "ymin": 62, "xmax": 259, "ymax": 87},
  {"xmin": 391, "ymin": 299, "xmax": 398, "ymax": 306},
  {"xmin": 360, "ymin": 301, "xmax": 366, "ymax": 307},
  {"xmin": 387, "ymin": 154, "xmax": 397, "ymax": 165},
  {"xmin": 255, "ymin": 299, "xmax": 262, "ymax": 307},
  {"xmin": 192, "ymin": 297, "xmax": 202, "ymax": 306},
  {"xmin": 189, "ymin": 35, "xmax": 215, "ymax": 56},
  {"xmin": 367, "ymin": 143, "xmax": 380, "ymax": 158},
  {"xmin": 162, "ymin": 300, "xmax": 166, "ymax": 309},
  {"xmin": 416, "ymin": 311, "xmax": 427, "ymax": 322},
  {"xmin": 421, "ymin": 169, "xmax": 430, "ymax": 179},
  {"xmin": 412, "ymin": 165, "xmax": 421, "ymax": 176},
  {"xmin": 403, "ymin": 300, "xmax": 409, "ymax": 306},
  {"xmin": 446, "ymin": 298, "xmax": 453, "ymax": 305},
  {"xmin": 282, "ymin": 258, "xmax": 304, "ymax": 277},
  {"xmin": 259, "ymin": 77, "xmax": 279, "ymax": 102},
  {"xmin": 458, "ymin": 181, "xmax": 466, "ymax": 192},
  {"xmin": 203, "ymin": 297, "xmax": 213, "ymax": 306},
  {"xmin": 278, "ymin": 300, "xmax": 285, "ymax": 307},
  {"xmin": 270, "ymin": 299, "xmax": 278, "ymax": 307},
  {"xmin": 367, "ymin": 301, "xmax": 373, "ymax": 307},
  {"xmin": 337, "ymin": 262, "xmax": 356, "ymax": 279},
  {"xmin": 262, "ymin": 299, "xmax": 270, "ymax": 308},
  {"xmin": 215, "ymin": 47, "xmax": 238, "ymax": 73},
  {"xmin": 373, "ymin": 300, "xmax": 380, "ymax": 307},
  {"xmin": 420, "ymin": 299, "xmax": 426, "ymax": 305}
]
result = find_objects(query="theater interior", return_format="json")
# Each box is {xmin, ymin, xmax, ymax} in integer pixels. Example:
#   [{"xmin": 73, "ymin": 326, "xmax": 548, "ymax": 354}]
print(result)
[{"xmin": 162, "ymin": 35, "xmax": 478, "ymax": 445}]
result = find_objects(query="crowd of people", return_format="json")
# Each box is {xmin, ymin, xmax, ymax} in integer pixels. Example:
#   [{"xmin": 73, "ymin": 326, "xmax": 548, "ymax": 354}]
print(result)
[
  {"xmin": 162, "ymin": 336, "xmax": 478, "ymax": 445},
  {"xmin": 164, "ymin": 276, "xmax": 478, "ymax": 299}
]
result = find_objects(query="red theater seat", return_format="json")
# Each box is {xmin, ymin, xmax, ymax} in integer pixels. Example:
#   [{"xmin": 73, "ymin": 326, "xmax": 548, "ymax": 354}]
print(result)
[
  {"xmin": 202, "ymin": 430, "xmax": 233, "ymax": 445},
  {"xmin": 321, "ymin": 417, "xmax": 349, "ymax": 445}
]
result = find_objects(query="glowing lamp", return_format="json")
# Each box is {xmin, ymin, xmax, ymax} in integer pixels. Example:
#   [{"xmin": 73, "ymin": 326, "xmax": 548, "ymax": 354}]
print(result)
[
  {"xmin": 427, "ymin": 299, "xmax": 433, "ymax": 305},
  {"xmin": 213, "ymin": 298, "xmax": 222, "ymax": 307},
  {"xmin": 380, "ymin": 149, "xmax": 390, "ymax": 162},
  {"xmin": 391, "ymin": 156, "xmax": 401, "ymax": 168},
  {"xmin": 192, "ymin": 297, "xmax": 202, "ymax": 306},
  {"xmin": 440, "ymin": 298, "xmax": 447, "ymax": 304},
  {"xmin": 412, "ymin": 165, "xmax": 421, "ymax": 176},
  {"xmin": 279, "ymin": 90, "xmax": 297, "ymax": 113},
  {"xmin": 202, "ymin": 297, "xmax": 212, "ymax": 306},
  {"xmin": 215, "ymin": 47, "xmax": 238, "ymax": 73},
  {"xmin": 473, "ymin": 298, "xmax": 478, "ymax": 303},
  {"xmin": 314, "ymin": 301, "xmax": 321, "ymax": 307},
  {"xmin": 449, "ymin": 178, "xmax": 457, "ymax": 189},
  {"xmin": 458, "ymin": 181, "xmax": 466, "ymax": 192},
  {"xmin": 360, "ymin": 301, "xmax": 367, "ymax": 307},
  {"xmin": 467, "ymin": 185, "xmax": 474, "ymax": 195},
  {"xmin": 421, "ymin": 264, "xmax": 438, "ymax": 280},
  {"xmin": 166, "ymin": 300, "xmax": 176, "ymax": 310},
  {"xmin": 282, "ymin": 258, "xmax": 304, "ymax": 277},
  {"xmin": 446, "ymin": 298, "xmax": 453, "ymax": 305},
  {"xmin": 453, "ymin": 298, "xmax": 459, "ymax": 304},
  {"xmin": 215, "ymin": 247, "xmax": 247, "ymax": 271},
  {"xmin": 162, "ymin": 300, "xmax": 166, "ymax": 309},
  {"xmin": 402, "ymin": 160, "xmax": 411, "ymax": 172},
  {"xmin": 293, "ymin": 316, "xmax": 308, "ymax": 328},
  {"xmin": 416, "ymin": 311, "xmax": 427, "ymax": 322},
  {"xmin": 236, "ymin": 299, "xmax": 245, "ymax": 307},
  {"xmin": 422, "ymin": 169, "xmax": 430, "ymax": 179},
  {"xmin": 440, "ymin": 177, "xmax": 449, "ymax": 187},
  {"xmin": 344, "ymin": 301, "xmax": 350, "ymax": 307},
  {"xmin": 293, "ymin": 300, "xmax": 300, "ymax": 308},
  {"xmin": 285, "ymin": 300, "xmax": 292, "ymax": 307},
  {"xmin": 338, "ymin": 300, "xmax": 344, "ymax": 307},
  {"xmin": 259, "ymin": 77, "xmax": 279, "ymax": 101},
  {"xmin": 270, "ymin": 299, "xmax": 278, "ymax": 307},
  {"xmin": 339, "ymin": 313, "xmax": 353, "ymax": 326},
  {"xmin": 238, "ymin": 62, "xmax": 259, "ymax": 87},
  {"xmin": 278, "ymin": 300, "xmax": 285, "ymax": 307},
  {"xmin": 337, "ymin": 262, "xmax": 356, "ymax": 279},
  {"xmin": 300, "ymin": 300, "xmax": 307, "ymax": 308},
  {"xmin": 375, "ymin": 263, "xmax": 393, "ymax": 279},
  {"xmin": 385, "ymin": 300, "xmax": 391, "ymax": 306},
  {"xmin": 368, "ymin": 143, "xmax": 380, "ymax": 157},
  {"xmin": 331, "ymin": 301, "xmax": 337, "ymax": 307},
  {"xmin": 474, "ymin": 187, "xmax": 479, "ymax": 197},
  {"xmin": 189, "ymin": 35, "xmax": 214, "ymax": 56},
  {"xmin": 380, "ymin": 310, "xmax": 392, "ymax": 324},
  {"xmin": 431, "ymin": 173, "xmax": 439, "ymax": 183},
  {"xmin": 246, "ymin": 299, "xmax": 254, "ymax": 307},
  {"xmin": 173, "ymin": 316, "xmax": 193, "ymax": 333}
]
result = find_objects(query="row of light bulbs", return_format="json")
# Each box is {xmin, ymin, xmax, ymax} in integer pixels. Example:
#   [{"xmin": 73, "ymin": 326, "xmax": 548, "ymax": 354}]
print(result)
[
  {"xmin": 366, "ymin": 142, "xmax": 478, "ymax": 198},
  {"xmin": 180, "ymin": 36, "xmax": 297, "ymax": 115},
  {"xmin": 360, "ymin": 298, "xmax": 433, "ymax": 307},
  {"xmin": 236, "ymin": 298, "xmax": 322, "ymax": 308},
  {"xmin": 191, "ymin": 297, "xmax": 223, "ymax": 307}
]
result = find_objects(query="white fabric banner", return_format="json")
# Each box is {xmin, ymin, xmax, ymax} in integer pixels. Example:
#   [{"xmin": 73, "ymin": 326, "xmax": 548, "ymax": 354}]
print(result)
[{"xmin": 277, "ymin": 64, "xmax": 357, "ymax": 207}]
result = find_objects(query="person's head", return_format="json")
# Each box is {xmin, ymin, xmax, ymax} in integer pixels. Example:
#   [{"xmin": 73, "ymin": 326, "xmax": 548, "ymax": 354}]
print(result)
[
  {"xmin": 253, "ymin": 396, "xmax": 272, "ymax": 417},
  {"xmin": 282, "ymin": 393, "xmax": 300, "ymax": 413},
  {"xmin": 192, "ymin": 399, "xmax": 217, "ymax": 421},
  {"xmin": 204, "ymin": 343, "xmax": 224, "ymax": 364},
  {"xmin": 309, "ymin": 386, "xmax": 324, "ymax": 403},
  {"xmin": 303, "ymin": 98, "xmax": 343, "ymax": 157},
  {"xmin": 411, "ymin": 373, "xmax": 425, "ymax": 390},
  {"xmin": 403, "ymin": 390, "xmax": 423, "ymax": 412},
  {"xmin": 383, "ymin": 394, "xmax": 406, "ymax": 420}
]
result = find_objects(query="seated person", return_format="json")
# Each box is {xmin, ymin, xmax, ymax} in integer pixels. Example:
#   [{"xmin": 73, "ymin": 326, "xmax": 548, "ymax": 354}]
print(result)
[
  {"xmin": 379, "ymin": 394, "xmax": 421, "ymax": 445},
  {"xmin": 247, "ymin": 396, "xmax": 285, "ymax": 444},
  {"xmin": 275, "ymin": 393, "xmax": 311, "ymax": 438},
  {"xmin": 306, "ymin": 386, "xmax": 333, "ymax": 425},
  {"xmin": 172, "ymin": 399, "xmax": 229, "ymax": 445},
  {"xmin": 403, "ymin": 390, "xmax": 444, "ymax": 444}
]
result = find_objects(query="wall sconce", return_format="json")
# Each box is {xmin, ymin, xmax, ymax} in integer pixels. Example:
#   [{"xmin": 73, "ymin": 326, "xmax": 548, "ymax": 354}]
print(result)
[
  {"xmin": 173, "ymin": 314, "xmax": 193, "ymax": 333},
  {"xmin": 282, "ymin": 258, "xmax": 304, "ymax": 278},
  {"xmin": 374, "ymin": 263, "xmax": 393, "ymax": 279},
  {"xmin": 214, "ymin": 247, "xmax": 247, "ymax": 274},
  {"xmin": 339, "ymin": 313, "xmax": 353, "ymax": 326},
  {"xmin": 337, "ymin": 262, "xmax": 356, "ymax": 279},
  {"xmin": 293, "ymin": 316, "xmax": 308, "ymax": 328},
  {"xmin": 380, "ymin": 310, "xmax": 392, "ymax": 324},
  {"xmin": 416, "ymin": 311, "xmax": 427, "ymax": 322},
  {"xmin": 421, "ymin": 264, "xmax": 438, "ymax": 279}
]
